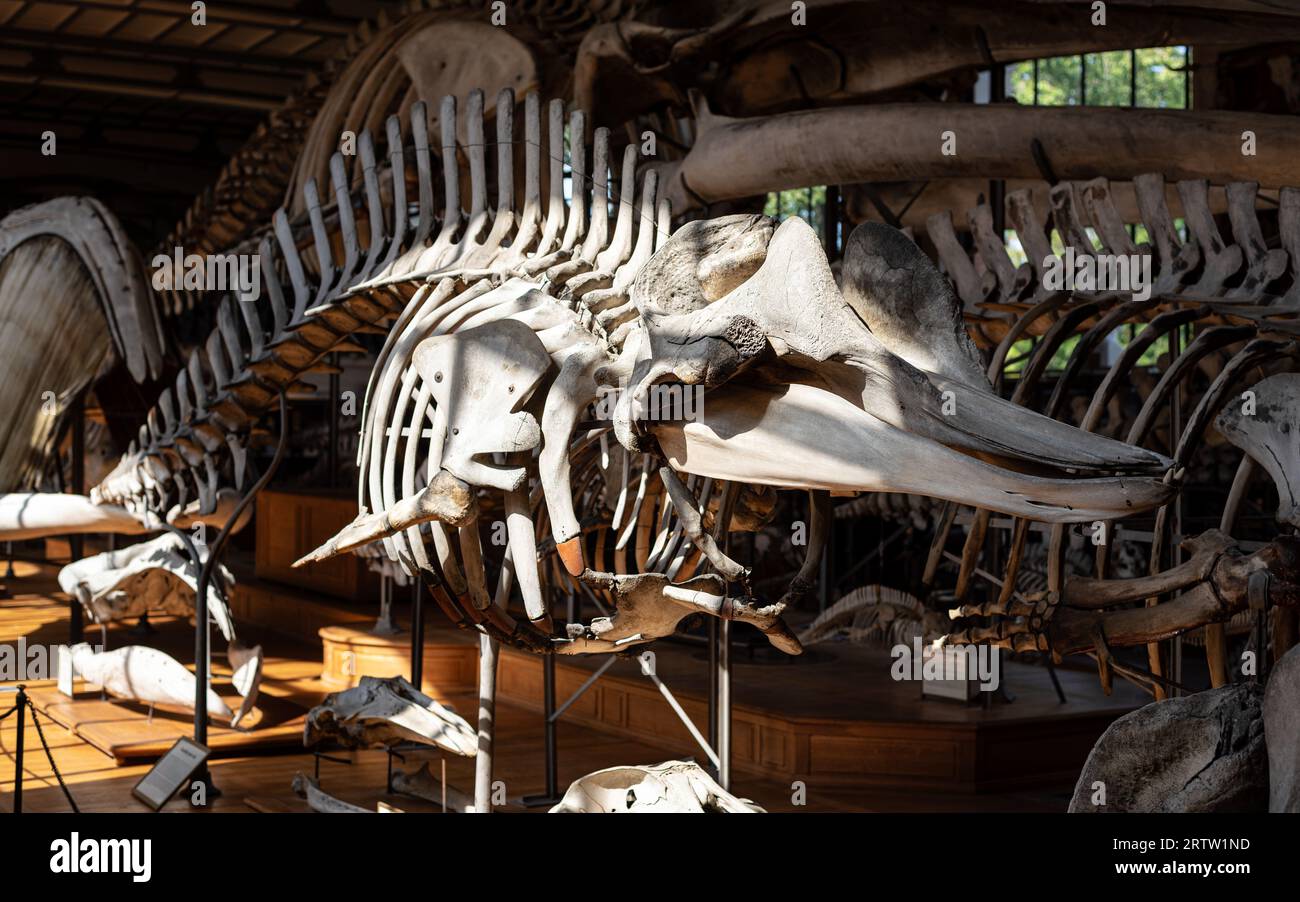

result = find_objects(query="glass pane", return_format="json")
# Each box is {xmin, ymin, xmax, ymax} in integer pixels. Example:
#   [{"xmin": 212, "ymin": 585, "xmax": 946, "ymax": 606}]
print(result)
[
  {"xmin": 1136, "ymin": 46, "xmax": 1187, "ymax": 108},
  {"xmin": 766, "ymin": 188, "xmax": 826, "ymax": 240},
  {"xmin": 1036, "ymin": 55, "xmax": 1083, "ymax": 106},
  {"xmin": 1003, "ymin": 229, "xmax": 1028, "ymax": 267},
  {"xmin": 1006, "ymin": 61, "xmax": 1035, "ymax": 105},
  {"xmin": 1085, "ymin": 50, "xmax": 1132, "ymax": 106}
]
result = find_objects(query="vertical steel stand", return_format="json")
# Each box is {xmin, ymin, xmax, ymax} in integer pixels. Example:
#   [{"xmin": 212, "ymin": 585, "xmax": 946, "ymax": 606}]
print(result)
[
  {"xmin": 410, "ymin": 573, "xmax": 424, "ymax": 690},
  {"xmin": 717, "ymin": 621, "xmax": 732, "ymax": 789},
  {"xmin": 521, "ymin": 653, "xmax": 562, "ymax": 807},
  {"xmin": 327, "ymin": 351, "xmax": 340, "ymax": 489},
  {"xmin": 1169, "ymin": 325, "xmax": 1185, "ymax": 696},
  {"xmin": 707, "ymin": 619, "xmax": 718, "ymax": 765},
  {"xmin": 523, "ymin": 586, "xmax": 573, "ymax": 808},
  {"xmin": 541, "ymin": 653, "xmax": 557, "ymax": 798},
  {"xmin": 13, "ymin": 685, "xmax": 25, "ymax": 814},
  {"xmin": 68, "ymin": 392, "xmax": 85, "ymax": 644},
  {"xmin": 190, "ymin": 392, "xmax": 289, "ymax": 802}
]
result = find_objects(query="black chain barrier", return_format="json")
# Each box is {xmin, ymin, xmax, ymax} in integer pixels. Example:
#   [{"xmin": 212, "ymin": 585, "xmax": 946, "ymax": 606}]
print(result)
[{"xmin": 4, "ymin": 686, "xmax": 79, "ymax": 813}]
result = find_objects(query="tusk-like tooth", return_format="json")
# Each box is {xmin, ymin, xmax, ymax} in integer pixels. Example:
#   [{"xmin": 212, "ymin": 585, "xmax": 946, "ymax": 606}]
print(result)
[{"xmin": 293, "ymin": 470, "xmax": 475, "ymax": 567}]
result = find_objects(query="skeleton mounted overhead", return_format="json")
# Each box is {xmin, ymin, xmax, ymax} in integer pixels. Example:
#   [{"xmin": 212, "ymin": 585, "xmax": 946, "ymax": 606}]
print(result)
[
  {"xmin": 1, "ymin": 2, "xmax": 1299, "ymax": 741},
  {"xmin": 173, "ymin": 81, "xmax": 1162, "ymax": 659},
  {"xmin": 3, "ymin": 71, "xmax": 1297, "ymax": 673}
]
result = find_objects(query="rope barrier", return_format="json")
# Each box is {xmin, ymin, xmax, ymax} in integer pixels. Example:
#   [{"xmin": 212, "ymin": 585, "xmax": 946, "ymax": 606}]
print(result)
[{"xmin": 25, "ymin": 699, "xmax": 80, "ymax": 814}]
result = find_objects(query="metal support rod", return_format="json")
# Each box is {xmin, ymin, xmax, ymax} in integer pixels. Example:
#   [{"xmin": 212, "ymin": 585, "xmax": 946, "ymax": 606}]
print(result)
[
  {"xmin": 520, "ymin": 656, "xmax": 561, "ymax": 807},
  {"xmin": 191, "ymin": 392, "xmax": 288, "ymax": 798},
  {"xmin": 707, "ymin": 618, "xmax": 718, "ymax": 760},
  {"xmin": 473, "ymin": 634, "xmax": 498, "ymax": 812},
  {"xmin": 68, "ymin": 391, "xmax": 85, "ymax": 644},
  {"xmin": 639, "ymin": 653, "xmax": 720, "ymax": 769},
  {"xmin": 327, "ymin": 351, "xmax": 340, "ymax": 489},
  {"xmin": 410, "ymin": 573, "xmax": 424, "ymax": 690},
  {"xmin": 711, "ymin": 480, "xmax": 739, "ymax": 784},
  {"xmin": 989, "ymin": 61, "xmax": 1007, "ymax": 237},
  {"xmin": 835, "ymin": 525, "xmax": 909, "ymax": 590},
  {"xmin": 541, "ymin": 653, "xmax": 557, "ymax": 800},
  {"xmin": 14, "ymin": 684, "xmax": 25, "ymax": 814},
  {"xmin": 1170, "ymin": 323, "xmax": 1184, "ymax": 696},
  {"xmin": 718, "ymin": 620, "xmax": 732, "ymax": 789},
  {"xmin": 551, "ymin": 655, "xmax": 616, "ymax": 721}
]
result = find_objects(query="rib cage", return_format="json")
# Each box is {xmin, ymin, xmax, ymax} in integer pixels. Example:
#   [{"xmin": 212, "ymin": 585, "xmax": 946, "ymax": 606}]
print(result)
[
  {"xmin": 90, "ymin": 85, "xmax": 686, "ymax": 652},
  {"xmin": 919, "ymin": 176, "xmax": 1299, "ymax": 694}
]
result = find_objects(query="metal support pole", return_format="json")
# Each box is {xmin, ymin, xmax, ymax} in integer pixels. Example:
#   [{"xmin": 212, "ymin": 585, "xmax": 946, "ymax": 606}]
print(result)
[
  {"xmin": 553, "ymin": 656, "xmax": 615, "ymax": 721},
  {"xmin": 68, "ymin": 392, "xmax": 85, "ymax": 644},
  {"xmin": 639, "ymin": 653, "xmax": 720, "ymax": 768},
  {"xmin": 522, "ymin": 652, "xmax": 562, "ymax": 807},
  {"xmin": 327, "ymin": 351, "xmax": 340, "ymax": 489},
  {"xmin": 410, "ymin": 573, "xmax": 424, "ymax": 690},
  {"xmin": 718, "ymin": 620, "xmax": 732, "ymax": 789},
  {"xmin": 989, "ymin": 61, "xmax": 1007, "ymax": 238},
  {"xmin": 1170, "ymin": 324, "xmax": 1184, "ymax": 696},
  {"xmin": 473, "ymin": 634, "xmax": 498, "ymax": 812},
  {"xmin": 707, "ymin": 619, "xmax": 718, "ymax": 762},
  {"xmin": 193, "ymin": 580, "xmax": 212, "ymax": 797},
  {"xmin": 191, "ymin": 392, "xmax": 288, "ymax": 800},
  {"xmin": 541, "ymin": 653, "xmax": 557, "ymax": 798},
  {"xmin": 14, "ymin": 685, "xmax": 25, "ymax": 814}
]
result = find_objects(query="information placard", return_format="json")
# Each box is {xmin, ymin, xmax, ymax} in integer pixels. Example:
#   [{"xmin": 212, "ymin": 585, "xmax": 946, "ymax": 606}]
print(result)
[{"xmin": 131, "ymin": 737, "xmax": 210, "ymax": 811}]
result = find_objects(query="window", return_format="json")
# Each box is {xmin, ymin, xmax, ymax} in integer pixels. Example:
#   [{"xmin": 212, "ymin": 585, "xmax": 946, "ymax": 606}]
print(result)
[
  {"xmin": 764, "ymin": 186, "xmax": 842, "ymax": 256},
  {"xmin": 1006, "ymin": 46, "xmax": 1190, "ymax": 110}
]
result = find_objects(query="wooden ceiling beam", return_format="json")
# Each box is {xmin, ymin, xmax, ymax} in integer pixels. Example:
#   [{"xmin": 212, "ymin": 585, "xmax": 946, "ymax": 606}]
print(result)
[
  {"xmin": 48, "ymin": 0, "xmax": 370, "ymax": 40},
  {"xmin": 0, "ymin": 66, "xmax": 284, "ymax": 111},
  {"xmin": 0, "ymin": 28, "xmax": 320, "ymax": 74}
]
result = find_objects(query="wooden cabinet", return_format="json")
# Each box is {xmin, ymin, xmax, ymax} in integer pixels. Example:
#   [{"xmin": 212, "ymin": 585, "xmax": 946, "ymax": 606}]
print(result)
[{"xmin": 255, "ymin": 489, "xmax": 380, "ymax": 602}]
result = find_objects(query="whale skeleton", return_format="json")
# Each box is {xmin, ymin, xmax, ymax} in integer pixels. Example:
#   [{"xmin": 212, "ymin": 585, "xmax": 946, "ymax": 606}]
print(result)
[{"xmin": 2, "ymin": 78, "xmax": 1296, "ymax": 682}]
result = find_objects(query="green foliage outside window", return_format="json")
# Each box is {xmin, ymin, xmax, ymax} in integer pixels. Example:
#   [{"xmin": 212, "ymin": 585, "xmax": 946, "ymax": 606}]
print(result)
[
  {"xmin": 764, "ymin": 186, "xmax": 827, "ymax": 237},
  {"xmin": 1005, "ymin": 47, "xmax": 1187, "ymax": 109}
]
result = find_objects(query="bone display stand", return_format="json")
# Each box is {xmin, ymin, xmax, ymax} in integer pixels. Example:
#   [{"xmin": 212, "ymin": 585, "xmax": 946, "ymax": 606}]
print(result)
[
  {"xmin": 521, "ymin": 640, "xmax": 736, "ymax": 806},
  {"xmin": 520, "ymin": 652, "xmax": 561, "ymax": 807}
]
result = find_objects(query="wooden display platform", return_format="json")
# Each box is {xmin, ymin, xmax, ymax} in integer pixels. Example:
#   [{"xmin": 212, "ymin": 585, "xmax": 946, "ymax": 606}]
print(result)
[
  {"xmin": 2, "ymin": 565, "xmax": 1077, "ymax": 810},
  {"xmin": 317, "ymin": 613, "xmax": 1147, "ymax": 793},
  {"xmin": 495, "ymin": 642, "xmax": 1147, "ymax": 792},
  {"xmin": 27, "ymin": 684, "xmax": 309, "ymax": 763},
  {"xmin": 318, "ymin": 624, "xmax": 478, "ymax": 696},
  {"xmin": 3, "ymin": 561, "xmax": 1139, "ymax": 803}
]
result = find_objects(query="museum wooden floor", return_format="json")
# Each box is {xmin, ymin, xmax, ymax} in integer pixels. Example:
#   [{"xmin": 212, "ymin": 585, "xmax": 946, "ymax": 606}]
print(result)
[{"xmin": 1, "ymin": 559, "xmax": 1098, "ymax": 813}]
